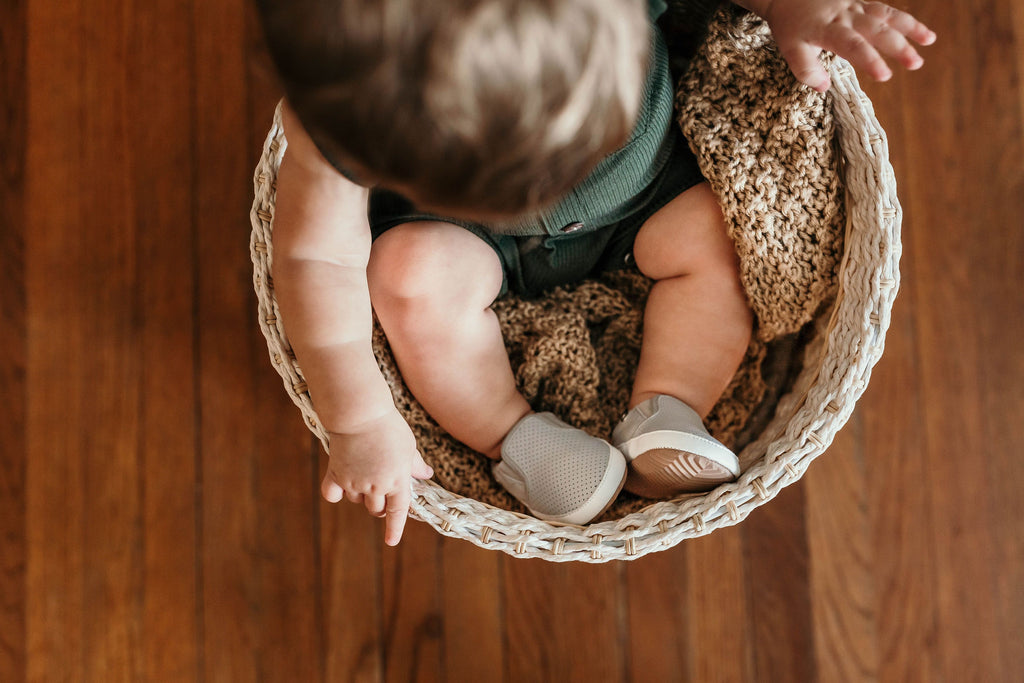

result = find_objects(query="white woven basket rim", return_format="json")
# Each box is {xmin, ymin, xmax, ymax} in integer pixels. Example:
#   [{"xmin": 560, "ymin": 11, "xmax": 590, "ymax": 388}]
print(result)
[{"xmin": 249, "ymin": 57, "xmax": 900, "ymax": 562}]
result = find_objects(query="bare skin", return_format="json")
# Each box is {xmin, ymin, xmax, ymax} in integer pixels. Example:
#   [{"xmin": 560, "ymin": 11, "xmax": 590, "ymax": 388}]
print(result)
[
  {"xmin": 367, "ymin": 224, "xmax": 531, "ymax": 461},
  {"xmin": 271, "ymin": 0, "xmax": 936, "ymax": 545},
  {"xmin": 366, "ymin": 180, "xmax": 750, "ymax": 459},
  {"xmin": 629, "ymin": 183, "xmax": 752, "ymax": 418},
  {"xmin": 273, "ymin": 106, "xmax": 434, "ymax": 547},
  {"xmin": 733, "ymin": 0, "xmax": 936, "ymax": 92}
]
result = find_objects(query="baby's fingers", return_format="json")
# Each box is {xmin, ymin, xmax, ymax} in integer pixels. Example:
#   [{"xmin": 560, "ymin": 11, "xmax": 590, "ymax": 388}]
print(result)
[
  {"xmin": 864, "ymin": 3, "xmax": 936, "ymax": 47},
  {"xmin": 851, "ymin": 11, "xmax": 924, "ymax": 72},
  {"xmin": 824, "ymin": 22, "xmax": 892, "ymax": 82},
  {"xmin": 321, "ymin": 471, "xmax": 344, "ymax": 503},
  {"xmin": 779, "ymin": 41, "xmax": 832, "ymax": 92},
  {"xmin": 383, "ymin": 486, "xmax": 411, "ymax": 546},
  {"xmin": 365, "ymin": 493, "xmax": 387, "ymax": 518},
  {"xmin": 828, "ymin": 4, "xmax": 937, "ymax": 83}
]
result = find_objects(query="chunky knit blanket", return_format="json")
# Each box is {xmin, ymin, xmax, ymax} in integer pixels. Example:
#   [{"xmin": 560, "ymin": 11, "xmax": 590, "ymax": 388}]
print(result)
[
  {"xmin": 374, "ymin": 9, "xmax": 845, "ymax": 516},
  {"xmin": 678, "ymin": 8, "xmax": 845, "ymax": 341}
]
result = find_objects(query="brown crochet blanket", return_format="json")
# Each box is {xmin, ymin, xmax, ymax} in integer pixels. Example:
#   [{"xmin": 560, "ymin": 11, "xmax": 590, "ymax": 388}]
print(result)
[
  {"xmin": 678, "ymin": 9, "xmax": 845, "ymax": 341},
  {"xmin": 372, "ymin": 9, "xmax": 845, "ymax": 518}
]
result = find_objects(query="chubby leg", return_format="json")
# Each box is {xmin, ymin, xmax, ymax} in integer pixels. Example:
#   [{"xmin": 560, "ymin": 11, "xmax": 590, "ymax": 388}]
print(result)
[
  {"xmin": 631, "ymin": 182, "xmax": 753, "ymax": 418},
  {"xmin": 367, "ymin": 221, "xmax": 530, "ymax": 459},
  {"xmin": 613, "ymin": 182, "xmax": 753, "ymax": 497}
]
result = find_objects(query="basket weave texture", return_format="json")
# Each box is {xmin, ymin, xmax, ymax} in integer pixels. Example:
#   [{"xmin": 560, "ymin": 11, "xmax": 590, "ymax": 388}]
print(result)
[{"xmin": 249, "ymin": 16, "xmax": 900, "ymax": 562}]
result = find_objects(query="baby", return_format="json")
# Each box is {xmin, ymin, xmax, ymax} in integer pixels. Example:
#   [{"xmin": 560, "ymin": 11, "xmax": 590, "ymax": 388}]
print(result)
[{"xmin": 255, "ymin": 0, "xmax": 935, "ymax": 544}]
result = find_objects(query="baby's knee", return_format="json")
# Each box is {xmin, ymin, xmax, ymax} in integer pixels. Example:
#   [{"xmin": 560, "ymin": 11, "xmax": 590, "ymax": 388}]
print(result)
[
  {"xmin": 367, "ymin": 223, "xmax": 452, "ymax": 302},
  {"xmin": 367, "ymin": 221, "xmax": 502, "ymax": 317},
  {"xmin": 634, "ymin": 183, "xmax": 738, "ymax": 280}
]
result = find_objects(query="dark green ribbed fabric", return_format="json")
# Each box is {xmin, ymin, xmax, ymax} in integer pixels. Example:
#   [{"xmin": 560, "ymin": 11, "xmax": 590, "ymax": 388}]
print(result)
[{"xmin": 498, "ymin": 0, "xmax": 675, "ymax": 236}]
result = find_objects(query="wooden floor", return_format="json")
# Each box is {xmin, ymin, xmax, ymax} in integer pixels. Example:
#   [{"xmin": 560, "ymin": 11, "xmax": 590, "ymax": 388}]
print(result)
[{"xmin": 2, "ymin": 0, "xmax": 1022, "ymax": 681}]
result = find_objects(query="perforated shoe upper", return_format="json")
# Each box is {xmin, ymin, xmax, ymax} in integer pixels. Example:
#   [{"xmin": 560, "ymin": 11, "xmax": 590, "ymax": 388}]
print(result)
[{"xmin": 494, "ymin": 413, "xmax": 627, "ymax": 524}]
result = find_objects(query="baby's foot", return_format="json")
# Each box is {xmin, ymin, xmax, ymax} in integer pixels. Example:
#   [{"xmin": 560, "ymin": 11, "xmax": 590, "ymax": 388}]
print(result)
[
  {"xmin": 612, "ymin": 395, "xmax": 739, "ymax": 498},
  {"xmin": 493, "ymin": 413, "xmax": 627, "ymax": 525}
]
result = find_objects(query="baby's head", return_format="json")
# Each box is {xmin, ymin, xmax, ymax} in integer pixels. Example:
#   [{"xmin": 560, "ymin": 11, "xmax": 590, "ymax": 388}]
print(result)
[{"xmin": 257, "ymin": 0, "xmax": 649, "ymax": 219}]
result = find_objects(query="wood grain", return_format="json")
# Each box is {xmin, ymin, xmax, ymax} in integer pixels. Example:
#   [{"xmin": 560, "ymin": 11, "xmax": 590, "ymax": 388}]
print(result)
[
  {"xmin": 25, "ymin": 0, "xmax": 145, "ymax": 679},
  {"xmin": 0, "ymin": 0, "xmax": 27, "ymax": 680},
  {"xmin": 806, "ymin": 419, "xmax": 879, "ymax": 682},
  {"xmin": 123, "ymin": 1, "xmax": 201, "ymax": 679},
  {"xmin": 321, "ymin": 481, "xmax": 386, "ymax": 683},
  {"xmin": 193, "ymin": 0, "xmax": 263, "ymax": 677},
  {"xmin": 6, "ymin": 0, "xmax": 1023, "ymax": 680},
  {"xmin": 624, "ymin": 547, "xmax": 692, "ymax": 682},
  {"xmin": 504, "ymin": 557, "xmax": 626, "ymax": 682},
  {"xmin": 859, "ymin": 65, "xmax": 943, "ymax": 683},
  {"xmin": 742, "ymin": 484, "xmax": 815, "ymax": 682},
  {"xmin": 25, "ymin": 0, "xmax": 84, "ymax": 676},
  {"xmin": 440, "ymin": 537, "xmax": 506, "ymax": 683},
  {"xmin": 895, "ymin": 0, "xmax": 1021, "ymax": 679},
  {"xmin": 686, "ymin": 527, "xmax": 752, "ymax": 682},
  {"xmin": 380, "ymin": 522, "xmax": 444, "ymax": 682}
]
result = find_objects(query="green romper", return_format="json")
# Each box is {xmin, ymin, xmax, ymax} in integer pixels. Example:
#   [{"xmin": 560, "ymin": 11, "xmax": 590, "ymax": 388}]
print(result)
[{"xmin": 366, "ymin": 0, "xmax": 705, "ymax": 297}]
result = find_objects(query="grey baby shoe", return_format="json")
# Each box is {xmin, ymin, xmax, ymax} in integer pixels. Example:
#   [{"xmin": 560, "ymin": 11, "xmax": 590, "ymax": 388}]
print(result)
[
  {"xmin": 612, "ymin": 395, "xmax": 739, "ymax": 498},
  {"xmin": 493, "ymin": 413, "xmax": 627, "ymax": 526}
]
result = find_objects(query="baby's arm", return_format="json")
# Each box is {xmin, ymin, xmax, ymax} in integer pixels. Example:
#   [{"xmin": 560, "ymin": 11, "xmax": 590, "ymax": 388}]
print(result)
[
  {"xmin": 272, "ymin": 103, "xmax": 432, "ymax": 546},
  {"xmin": 733, "ymin": 0, "xmax": 937, "ymax": 91}
]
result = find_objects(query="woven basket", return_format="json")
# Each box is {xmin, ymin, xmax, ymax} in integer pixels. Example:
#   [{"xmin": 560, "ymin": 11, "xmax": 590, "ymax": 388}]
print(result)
[{"xmin": 249, "ymin": 56, "xmax": 899, "ymax": 562}]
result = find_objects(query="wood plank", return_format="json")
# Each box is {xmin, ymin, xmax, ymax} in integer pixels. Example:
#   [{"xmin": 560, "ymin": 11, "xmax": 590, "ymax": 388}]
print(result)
[
  {"xmin": 26, "ymin": 0, "xmax": 149, "ymax": 679},
  {"xmin": 440, "ymin": 537, "xmax": 506, "ymax": 683},
  {"xmin": 897, "ymin": 0, "xmax": 1016, "ymax": 678},
  {"xmin": 193, "ymin": 0, "xmax": 262, "ymax": 678},
  {"xmin": 380, "ymin": 521, "xmax": 444, "ymax": 682},
  {"xmin": 957, "ymin": 2, "xmax": 1024, "ymax": 677},
  {"xmin": 861, "ymin": 293, "xmax": 942, "ymax": 683},
  {"xmin": 249, "ymin": 379, "xmax": 323, "ymax": 682},
  {"xmin": 124, "ymin": 0, "xmax": 201, "ymax": 678},
  {"xmin": 856, "ymin": 66, "xmax": 943, "ymax": 683},
  {"xmin": 741, "ymin": 483, "xmax": 815, "ymax": 682},
  {"xmin": 0, "ymin": 0, "xmax": 27, "ymax": 680},
  {"xmin": 24, "ymin": 1, "xmax": 87, "ymax": 677},
  {"xmin": 966, "ymin": 0, "xmax": 1024, "ymax": 671},
  {"xmin": 195, "ymin": 1, "xmax": 322, "ymax": 680},
  {"xmin": 806, "ymin": 420, "xmax": 878, "ymax": 682},
  {"xmin": 686, "ymin": 527, "xmax": 752, "ymax": 682},
  {"xmin": 504, "ymin": 556, "xmax": 626, "ymax": 683},
  {"xmin": 320, "ymin": 480, "xmax": 385, "ymax": 683},
  {"xmin": 71, "ymin": 1, "xmax": 144, "ymax": 677},
  {"xmin": 625, "ymin": 546, "xmax": 691, "ymax": 682},
  {"xmin": 626, "ymin": 530, "xmax": 750, "ymax": 683}
]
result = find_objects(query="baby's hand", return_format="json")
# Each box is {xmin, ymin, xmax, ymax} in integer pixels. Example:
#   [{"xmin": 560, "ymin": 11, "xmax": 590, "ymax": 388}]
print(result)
[
  {"xmin": 748, "ymin": 0, "xmax": 937, "ymax": 92},
  {"xmin": 322, "ymin": 410, "xmax": 434, "ymax": 546}
]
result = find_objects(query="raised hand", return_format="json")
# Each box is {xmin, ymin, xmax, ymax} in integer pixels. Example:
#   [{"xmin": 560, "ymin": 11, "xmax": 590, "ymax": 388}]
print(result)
[{"xmin": 737, "ymin": 0, "xmax": 937, "ymax": 91}]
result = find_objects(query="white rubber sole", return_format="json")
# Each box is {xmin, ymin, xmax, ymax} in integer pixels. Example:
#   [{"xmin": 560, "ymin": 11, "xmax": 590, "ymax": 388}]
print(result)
[{"xmin": 619, "ymin": 430, "xmax": 739, "ymax": 498}]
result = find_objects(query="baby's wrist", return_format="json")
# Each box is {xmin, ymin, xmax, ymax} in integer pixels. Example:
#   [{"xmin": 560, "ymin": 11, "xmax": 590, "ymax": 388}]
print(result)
[{"xmin": 324, "ymin": 405, "xmax": 403, "ymax": 439}]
